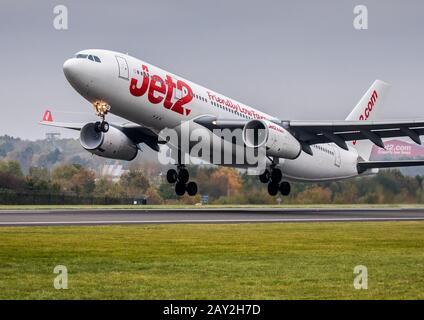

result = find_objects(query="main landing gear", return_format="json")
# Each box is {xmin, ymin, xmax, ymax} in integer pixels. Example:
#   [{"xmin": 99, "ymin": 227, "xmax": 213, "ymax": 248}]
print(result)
[
  {"xmin": 259, "ymin": 167, "xmax": 291, "ymax": 197},
  {"xmin": 93, "ymin": 100, "xmax": 110, "ymax": 133},
  {"xmin": 166, "ymin": 166, "xmax": 198, "ymax": 197}
]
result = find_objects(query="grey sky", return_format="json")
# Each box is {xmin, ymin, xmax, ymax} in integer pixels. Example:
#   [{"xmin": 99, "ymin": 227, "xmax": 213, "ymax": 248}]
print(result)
[{"xmin": 1, "ymin": 0, "xmax": 423, "ymax": 140}]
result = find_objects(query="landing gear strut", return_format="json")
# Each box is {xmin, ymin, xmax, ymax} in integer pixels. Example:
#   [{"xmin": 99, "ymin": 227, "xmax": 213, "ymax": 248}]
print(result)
[
  {"xmin": 166, "ymin": 166, "xmax": 198, "ymax": 197},
  {"xmin": 260, "ymin": 165, "xmax": 291, "ymax": 197},
  {"xmin": 93, "ymin": 100, "xmax": 110, "ymax": 133}
]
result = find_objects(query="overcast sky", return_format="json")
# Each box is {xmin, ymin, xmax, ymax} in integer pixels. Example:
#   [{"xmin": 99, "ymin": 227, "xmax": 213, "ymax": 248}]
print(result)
[{"xmin": 1, "ymin": 0, "xmax": 423, "ymax": 140}]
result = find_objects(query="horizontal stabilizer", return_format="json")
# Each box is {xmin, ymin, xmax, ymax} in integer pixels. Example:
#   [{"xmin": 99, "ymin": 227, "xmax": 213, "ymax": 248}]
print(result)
[{"xmin": 357, "ymin": 160, "xmax": 424, "ymax": 173}]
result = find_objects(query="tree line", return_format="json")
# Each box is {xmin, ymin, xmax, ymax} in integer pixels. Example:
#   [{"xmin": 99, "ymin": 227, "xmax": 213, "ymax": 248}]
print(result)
[{"xmin": 0, "ymin": 159, "xmax": 423, "ymax": 205}]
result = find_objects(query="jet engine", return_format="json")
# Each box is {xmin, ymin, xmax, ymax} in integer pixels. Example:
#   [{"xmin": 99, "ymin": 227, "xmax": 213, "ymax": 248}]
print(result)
[
  {"xmin": 79, "ymin": 123, "xmax": 138, "ymax": 161},
  {"xmin": 242, "ymin": 119, "xmax": 301, "ymax": 159}
]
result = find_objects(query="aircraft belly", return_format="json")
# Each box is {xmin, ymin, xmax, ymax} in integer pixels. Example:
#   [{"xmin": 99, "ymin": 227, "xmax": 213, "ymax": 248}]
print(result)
[{"xmin": 280, "ymin": 149, "xmax": 358, "ymax": 182}]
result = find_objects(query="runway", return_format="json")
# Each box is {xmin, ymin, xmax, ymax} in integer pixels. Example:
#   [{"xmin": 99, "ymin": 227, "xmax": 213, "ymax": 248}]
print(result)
[{"xmin": 1, "ymin": 208, "xmax": 424, "ymax": 226}]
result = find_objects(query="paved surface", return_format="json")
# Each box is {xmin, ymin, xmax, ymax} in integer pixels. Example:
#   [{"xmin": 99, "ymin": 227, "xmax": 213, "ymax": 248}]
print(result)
[{"xmin": 1, "ymin": 208, "xmax": 424, "ymax": 226}]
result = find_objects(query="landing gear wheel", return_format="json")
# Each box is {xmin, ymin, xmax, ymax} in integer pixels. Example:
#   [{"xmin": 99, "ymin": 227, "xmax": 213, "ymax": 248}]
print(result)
[
  {"xmin": 186, "ymin": 182, "xmax": 198, "ymax": 196},
  {"xmin": 271, "ymin": 168, "xmax": 282, "ymax": 183},
  {"xmin": 100, "ymin": 121, "xmax": 109, "ymax": 133},
  {"xmin": 259, "ymin": 169, "xmax": 270, "ymax": 183},
  {"xmin": 268, "ymin": 182, "xmax": 279, "ymax": 196},
  {"xmin": 175, "ymin": 182, "xmax": 186, "ymax": 196},
  {"xmin": 92, "ymin": 100, "xmax": 111, "ymax": 133},
  {"xmin": 166, "ymin": 169, "xmax": 178, "ymax": 184},
  {"xmin": 279, "ymin": 181, "xmax": 291, "ymax": 196},
  {"xmin": 178, "ymin": 168, "xmax": 189, "ymax": 184}
]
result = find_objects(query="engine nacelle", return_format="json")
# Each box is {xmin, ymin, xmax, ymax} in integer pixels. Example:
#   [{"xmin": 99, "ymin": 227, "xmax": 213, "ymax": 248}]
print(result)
[
  {"xmin": 80, "ymin": 123, "xmax": 138, "ymax": 161},
  {"xmin": 242, "ymin": 119, "xmax": 301, "ymax": 159}
]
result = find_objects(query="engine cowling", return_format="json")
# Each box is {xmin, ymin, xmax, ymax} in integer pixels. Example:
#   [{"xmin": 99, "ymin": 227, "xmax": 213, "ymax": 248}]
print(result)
[
  {"xmin": 80, "ymin": 123, "xmax": 138, "ymax": 161},
  {"xmin": 242, "ymin": 119, "xmax": 301, "ymax": 159}
]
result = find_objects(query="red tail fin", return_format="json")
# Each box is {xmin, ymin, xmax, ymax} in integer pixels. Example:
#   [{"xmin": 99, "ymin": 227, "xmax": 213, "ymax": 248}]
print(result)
[{"xmin": 42, "ymin": 110, "xmax": 53, "ymax": 122}]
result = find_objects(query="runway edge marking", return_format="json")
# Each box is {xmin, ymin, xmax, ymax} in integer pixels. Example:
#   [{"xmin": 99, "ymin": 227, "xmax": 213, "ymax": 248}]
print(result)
[{"xmin": 2, "ymin": 217, "xmax": 424, "ymax": 226}]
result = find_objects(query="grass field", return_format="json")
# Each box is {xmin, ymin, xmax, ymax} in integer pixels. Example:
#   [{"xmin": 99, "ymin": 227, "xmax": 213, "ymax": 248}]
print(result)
[{"xmin": 1, "ymin": 222, "xmax": 424, "ymax": 299}]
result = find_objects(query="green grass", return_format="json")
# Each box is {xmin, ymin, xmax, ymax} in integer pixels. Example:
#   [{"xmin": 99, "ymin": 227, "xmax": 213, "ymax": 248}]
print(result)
[
  {"xmin": 2, "ymin": 203, "xmax": 424, "ymax": 210},
  {"xmin": 1, "ymin": 222, "xmax": 424, "ymax": 299}
]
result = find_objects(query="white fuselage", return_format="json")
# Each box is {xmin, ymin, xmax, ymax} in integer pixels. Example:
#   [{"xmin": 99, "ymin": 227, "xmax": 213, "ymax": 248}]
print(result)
[{"xmin": 63, "ymin": 49, "xmax": 361, "ymax": 182}]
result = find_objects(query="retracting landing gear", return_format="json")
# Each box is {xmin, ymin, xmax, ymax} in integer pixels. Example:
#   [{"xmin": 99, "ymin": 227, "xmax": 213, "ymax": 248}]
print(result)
[
  {"xmin": 93, "ymin": 100, "xmax": 110, "ymax": 133},
  {"xmin": 259, "ymin": 165, "xmax": 291, "ymax": 197},
  {"xmin": 279, "ymin": 181, "xmax": 291, "ymax": 196},
  {"xmin": 166, "ymin": 165, "xmax": 198, "ymax": 197}
]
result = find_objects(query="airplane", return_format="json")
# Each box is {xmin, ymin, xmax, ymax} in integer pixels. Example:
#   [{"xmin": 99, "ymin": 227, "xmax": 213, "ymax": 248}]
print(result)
[{"xmin": 41, "ymin": 49, "xmax": 424, "ymax": 197}]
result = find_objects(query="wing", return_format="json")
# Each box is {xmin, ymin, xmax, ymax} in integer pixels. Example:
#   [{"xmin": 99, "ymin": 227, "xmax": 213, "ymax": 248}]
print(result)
[
  {"xmin": 119, "ymin": 123, "xmax": 163, "ymax": 151},
  {"xmin": 39, "ymin": 110, "xmax": 162, "ymax": 152},
  {"xmin": 287, "ymin": 120, "xmax": 424, "ymax": 151},
  {"xmin": 194, "ymin": 115, "xmax": 424, "ymax": 154},
  {"xmin": 39, "ymin": 110, "xmax": 85, "ymax": 130},
  {"xmin": 40, "ymin": 120, "xmax": 84, "ymax": 131}
]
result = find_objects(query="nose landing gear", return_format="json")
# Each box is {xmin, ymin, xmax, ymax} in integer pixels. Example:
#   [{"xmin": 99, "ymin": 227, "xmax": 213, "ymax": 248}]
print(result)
[
  {"xmin": 166, "ymin": 166, "xmax": 198, "ymax": 197},
  {"xmin": 95, "ymin": 121, "xmax": 109, "ymax": 133},
  {"xmin": 93, "ymin": 100, "xmax": 110, "ymax": 133}
]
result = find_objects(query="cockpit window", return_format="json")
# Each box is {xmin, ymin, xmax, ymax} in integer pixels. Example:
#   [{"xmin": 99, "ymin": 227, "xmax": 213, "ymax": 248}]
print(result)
[{"xmin": 74, "ymin": 53, "xmax": 101, "ymax": 63}]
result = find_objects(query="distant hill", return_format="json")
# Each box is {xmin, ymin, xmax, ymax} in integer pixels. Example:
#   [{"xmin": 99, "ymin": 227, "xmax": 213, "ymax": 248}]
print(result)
[
  {"xmin": 0, "ymin": 135, "xmax": 156, "ymax": 174},
  {"xmin": 3, "ymin": 135, "xmax": 424, "ymax": 177}
]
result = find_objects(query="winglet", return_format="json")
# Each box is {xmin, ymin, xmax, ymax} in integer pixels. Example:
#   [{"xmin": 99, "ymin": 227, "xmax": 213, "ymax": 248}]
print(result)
[{"xmin": 42, "ymin": 110, "xmax": 53, "ymax": 122}]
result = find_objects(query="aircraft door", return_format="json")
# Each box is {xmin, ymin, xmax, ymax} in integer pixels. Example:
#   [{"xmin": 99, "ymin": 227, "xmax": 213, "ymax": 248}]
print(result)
[
  {"xmin": 115, "ymin": 56, "xmax": 129, "ymax": 80},
  {"xmin": 333, "ymin": 145, "xmax": 341, "ymax": 167}
]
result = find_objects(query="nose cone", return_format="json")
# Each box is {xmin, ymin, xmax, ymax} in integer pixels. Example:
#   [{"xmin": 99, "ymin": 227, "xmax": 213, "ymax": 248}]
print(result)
[
  {"xmin": 63, "ymin": 58, "xmax": 78, "ymax": 83},
  {"xmin": 62, "ymin": 53, "xmax": 105, "ymax": 100},
  {"xmin": 63, "ymin": 58, "xmax": 90, "ymax": 95}
]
